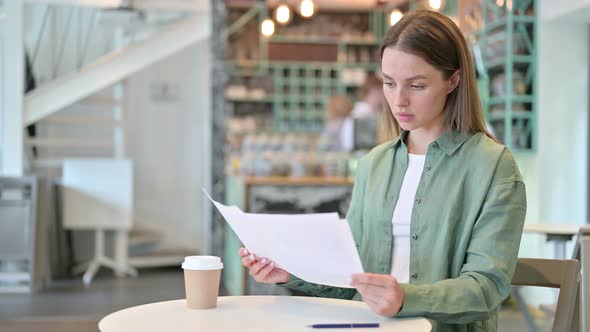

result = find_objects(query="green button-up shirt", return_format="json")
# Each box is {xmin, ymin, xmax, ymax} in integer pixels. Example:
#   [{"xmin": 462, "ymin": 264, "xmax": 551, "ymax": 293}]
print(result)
[{"xmin": 281, "ymin": 130, "xmax": 527, "ymax": 332}]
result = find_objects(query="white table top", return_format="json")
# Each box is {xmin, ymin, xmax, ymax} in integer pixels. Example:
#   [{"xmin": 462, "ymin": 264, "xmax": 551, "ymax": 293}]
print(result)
[
  {"xmin": 523, "ymin": 223, "xmax": 579, "ymax": 236},
  {"xmin": 99, "ymin": 296, "xmax": 432, "ymax": 332}
]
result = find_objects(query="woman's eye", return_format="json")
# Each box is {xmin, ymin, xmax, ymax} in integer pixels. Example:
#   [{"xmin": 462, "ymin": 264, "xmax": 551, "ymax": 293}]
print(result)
[
  {"xmin": 384, "ymin": 82, "xmax": 394, "ymax": 87},
  {"xmin": 410, "ymin": 85, "xmax": 424, "ymax": 90}
]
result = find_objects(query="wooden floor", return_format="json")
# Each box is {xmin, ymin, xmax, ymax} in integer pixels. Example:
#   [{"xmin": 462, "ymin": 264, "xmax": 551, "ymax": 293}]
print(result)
[{"xmin": 0, "ymin": 319, "xmax": 100, "ymax": 332}]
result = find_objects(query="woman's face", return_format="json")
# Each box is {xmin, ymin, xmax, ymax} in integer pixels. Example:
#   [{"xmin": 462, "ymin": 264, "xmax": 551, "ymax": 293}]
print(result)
[{"xmin": 381, "ymin": 47, "xmax": 456, "ymax": 134}]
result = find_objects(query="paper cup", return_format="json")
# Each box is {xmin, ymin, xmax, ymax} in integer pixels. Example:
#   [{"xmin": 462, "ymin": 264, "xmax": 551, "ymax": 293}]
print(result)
[{"xmin": 182, "ymin": 256, "xmax": 223, "ymax": 309}]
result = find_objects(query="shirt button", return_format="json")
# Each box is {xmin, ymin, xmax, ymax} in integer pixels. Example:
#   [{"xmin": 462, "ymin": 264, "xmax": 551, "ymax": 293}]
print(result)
[
  {"xmin": 415, "ymin": 198, "xmax": 422, "ymax": 204},
  {"xmin": 425, "ymin": 165, "xmax": 431, "ymax": 171},
  {"xmin": 411, "ymin": 273, "xmax": 418, "ymax": 279},
  {"xmin": 412, "ymin": 234, "xmax": 418, "ymax": 240},
  {"xmin": 432, "ymin": 143, "xmax": 439, "ymax": 149}
]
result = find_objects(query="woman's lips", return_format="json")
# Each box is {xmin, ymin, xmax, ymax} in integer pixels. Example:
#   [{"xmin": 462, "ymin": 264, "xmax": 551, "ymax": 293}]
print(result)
[{"xmin": 396, "ymin": 113, "xmax": 415, "ymax": 122}]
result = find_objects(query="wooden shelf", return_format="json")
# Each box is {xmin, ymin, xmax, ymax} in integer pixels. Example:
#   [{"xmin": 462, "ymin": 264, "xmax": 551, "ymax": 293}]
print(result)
[
  {"xmin": 486, "ymin": 55, "xmax": 533, "ymax": 69},
  {"xmin": 226, "ymin": 96, "xmax": 274, "ymax": 103},
  {"xmin": 269, "ymin": 36, "xmax": 380, "ymax": 46},
  {"xmin": 487, "ymin": 111, "xmax": 533, "ymax": 121},
  {"xmin": 472, "ymin": 16, "xmax": 535, "ymax": 36},
  {"xmin": 489, "ymin": 95, "xmax": 534, "ymax": 105},
  {"xmin": 243, "ymin": 176, "xmax": 354, "ymax": 186}
]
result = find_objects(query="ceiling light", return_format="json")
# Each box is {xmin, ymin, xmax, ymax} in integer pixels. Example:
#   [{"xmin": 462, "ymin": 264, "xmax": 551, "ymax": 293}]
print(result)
[
  {"xmin": 261, "ymin": 18, "xmax": 275, "ymax": 37},
  {"xmin": 427, "ymin": 0, "xmax": 444, "ymax": 11},
  {"xmin": 274, "ymin": 4, "xmax": 291, "ymax": 25},
  {"xmin": 390, "ymin": 9, "xmax": 403, "ymax": 26},
  {"xmin": 300, "ymin": 0, "xmax": 315, "ymax": 18}
]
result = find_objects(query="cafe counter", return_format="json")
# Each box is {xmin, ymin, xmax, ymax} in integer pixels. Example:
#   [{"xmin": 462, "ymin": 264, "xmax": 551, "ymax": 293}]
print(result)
[{"xmin": 223, "ymin": 175, "xmax": 354, "ymax": 296}]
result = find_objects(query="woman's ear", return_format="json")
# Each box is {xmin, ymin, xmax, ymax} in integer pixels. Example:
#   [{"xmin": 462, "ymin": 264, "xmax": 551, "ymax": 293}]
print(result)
[{"xmin": 447, "ymin": 70, "xmax": 461, "ymax": 94}]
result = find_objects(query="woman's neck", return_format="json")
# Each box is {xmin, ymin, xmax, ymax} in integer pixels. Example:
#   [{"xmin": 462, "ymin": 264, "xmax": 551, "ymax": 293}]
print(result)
[{"xmin": 406, "ymin": 126, "xmax": 447, "ymax": 155}]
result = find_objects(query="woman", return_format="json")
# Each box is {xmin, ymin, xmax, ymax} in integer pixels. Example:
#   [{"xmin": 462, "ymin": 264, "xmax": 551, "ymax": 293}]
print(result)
[
  {"xmin": 351, "ymin": 75, "xmax": 383, "ymax": 120},
  {"xmin": 239, "ymin": 10, "xmax": 526, "ymax": 332},
  {"xmin": 319, "ymin": 94, "xmax": 354, "ymax": 151}
]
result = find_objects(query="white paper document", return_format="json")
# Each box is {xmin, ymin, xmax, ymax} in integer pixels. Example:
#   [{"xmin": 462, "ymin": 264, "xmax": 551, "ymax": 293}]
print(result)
[{"xmin": 203, "ymin": 189, "xmax": 364, "ymax": 288}]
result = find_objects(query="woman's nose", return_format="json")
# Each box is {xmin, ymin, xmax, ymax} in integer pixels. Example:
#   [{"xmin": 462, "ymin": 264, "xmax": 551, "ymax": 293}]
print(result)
[{"xmin": 393, "ymin": 88, "xmax": 410, "ymax": 107}]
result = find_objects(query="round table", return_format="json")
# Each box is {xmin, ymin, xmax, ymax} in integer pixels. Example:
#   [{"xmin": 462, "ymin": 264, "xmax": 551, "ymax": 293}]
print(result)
[{"xmin": 99, "ymin": 296, "xmax": 431, "ymax": 331}]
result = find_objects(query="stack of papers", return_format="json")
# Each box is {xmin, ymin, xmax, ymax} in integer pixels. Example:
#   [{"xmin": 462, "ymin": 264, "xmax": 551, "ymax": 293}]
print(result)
[{"xmin": 203, "ymin": 190, "xmax": 364, "ymax": 288}]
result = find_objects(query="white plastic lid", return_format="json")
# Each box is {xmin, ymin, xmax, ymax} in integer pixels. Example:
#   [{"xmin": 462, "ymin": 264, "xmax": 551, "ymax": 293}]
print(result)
[{"xmin": 181, "ymin": 256, "xmax": 223, "ymax": 270}]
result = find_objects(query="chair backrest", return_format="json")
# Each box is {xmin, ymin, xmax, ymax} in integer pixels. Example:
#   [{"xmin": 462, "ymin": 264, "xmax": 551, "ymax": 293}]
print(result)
[
  {"xmin": 571, "ymin": 227, "xmax": 590, "ymax": 332},
  {"xmin": 571, "ymin": 226, "xmax": 590, "ymax": 260},
  {"xmin": 512, "ymin": 258, "xmax": 581, "ymax": 332}
]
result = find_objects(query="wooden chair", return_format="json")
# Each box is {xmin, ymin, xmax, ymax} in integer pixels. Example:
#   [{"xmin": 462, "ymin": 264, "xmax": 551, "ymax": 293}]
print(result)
[
  {"xmin": 512, "ymin": 258, "xmax": 581, "ymax": 332},
  {"xmin": 571, "ymin": 227, "xmax": 590, "ymax": 332}
]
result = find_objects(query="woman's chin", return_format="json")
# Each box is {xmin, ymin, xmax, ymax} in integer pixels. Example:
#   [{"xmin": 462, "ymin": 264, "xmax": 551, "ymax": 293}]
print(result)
[{"xmin": 398, "ymin": 122, "xmax": 418, "ymax": 131}]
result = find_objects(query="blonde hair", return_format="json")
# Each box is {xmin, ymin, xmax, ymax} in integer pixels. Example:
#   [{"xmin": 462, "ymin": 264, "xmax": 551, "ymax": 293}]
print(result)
[
  {"xmin": 325, "ymin": 95, "xmax": 353, "ymax": 120},
  {"xmin": 379, "ymin": 10, "xmax": 497, "ymax": 143},
  {"xmin": 356, "ymin": 75, "xmax": 382, "ymax": 101}
]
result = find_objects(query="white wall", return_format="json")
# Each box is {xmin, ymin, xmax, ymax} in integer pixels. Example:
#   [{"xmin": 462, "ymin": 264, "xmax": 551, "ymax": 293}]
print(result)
[
  {"xmin": 515, "ymin": 0, "xmax": 590, "ymax": 305},
  {"xmin": 540, "ymin": 0, "xmax": 590, "ymax": 23},
  {"xmin": 518, "ymin": 0, "xmax": 590, "ymax": 253},
  {"xmin": 126, "ymin": 40, "xmax": 210, "ymax": 252},
  {"xmin": 22, "ymin": 4, "xmax": 212, "ymax": 255},
  {"xmin": 0, "ymin": 7, "xmax": 4, "ymax": 170}
]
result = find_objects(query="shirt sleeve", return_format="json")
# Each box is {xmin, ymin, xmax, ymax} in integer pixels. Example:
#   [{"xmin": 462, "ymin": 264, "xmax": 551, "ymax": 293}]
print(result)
[
  {"xmin": 396, "ymin": 149, "xmax": 527, "ymax": 324},
  {"xmin": 278, "ymin": 156, "xmax": 368, "ymax": 299}
]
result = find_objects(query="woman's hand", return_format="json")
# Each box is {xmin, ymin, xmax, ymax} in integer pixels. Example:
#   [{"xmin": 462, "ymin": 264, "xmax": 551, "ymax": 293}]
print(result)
[
  {"xmin": 239, "ymin": 247, "xmax": 291, "ymax": 284},
  {"xmin": 351, "ymin": 273, "xmax": 404, "ymax": 317}
]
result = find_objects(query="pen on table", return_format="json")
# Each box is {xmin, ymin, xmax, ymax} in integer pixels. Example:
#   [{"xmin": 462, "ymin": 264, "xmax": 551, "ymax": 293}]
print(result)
[{"xmin": 308, "ymin": 323, "xmax": 380, "ymax": 329}]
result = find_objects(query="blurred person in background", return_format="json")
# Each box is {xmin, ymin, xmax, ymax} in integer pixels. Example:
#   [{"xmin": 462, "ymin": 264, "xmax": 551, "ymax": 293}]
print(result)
[
  {"xmin": 319, "ymin": 94, "xmax": 354, "ymax": 151},
  {"xmin": 351, "ymin": 75, "xmax": 387, "ymax": 149},
  {"xmin": 352, "ymin": 75, "xmax": 383, "ymax": 120}
]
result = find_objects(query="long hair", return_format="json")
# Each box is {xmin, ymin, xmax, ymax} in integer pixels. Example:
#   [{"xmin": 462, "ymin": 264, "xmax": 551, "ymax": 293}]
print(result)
[
  {"xmin": 325, "ymin": 95, "xmax": 353, "ymax": 121},
  {"xmin": 379, "ymin": 10, "xmax": 497, "ymax": 143},
  {"xmin": 356, "ymin": 75, "xmax": 382, "ymax": 101}
]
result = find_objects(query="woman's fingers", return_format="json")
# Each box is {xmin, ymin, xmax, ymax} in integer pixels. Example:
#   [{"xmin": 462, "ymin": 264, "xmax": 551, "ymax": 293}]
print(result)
[
  {"xmin": 238, "ymin": 247, "xmax": 249, "ymax": 257},
  {"xmin": 250, "ymin": 258, "xmax": 270, "ymax": 282},
  {"xmin": 358, "ymin": 286, "xmax": 399, "ymax": 317},
  {"xmin": 362, "ymin": 296, "xmax": 380, "ymax": 311},
  {"xmin": 249, "ymin": 257, "xmax": 270, "ymax": 276},
  {"xmin": 237, "ymin": 249, "xmax": 287, "ymax": 283},
  {"xmin": 352, "ymin": 273, "xmax": 404, "ymax": 316},
  {"xmin": 240, "ymin": 253, "xmax": 257, "ymax": 268},
  {"xmin": 256, "ymin": 260, "xmax": 276, "ymax": 280},
  {"xmin": 356, "ymin": 284, "xmax": 383, "ymax": 298},
  {"xmin": 351, "ymin": 273, "xmax": 394, "ymax": 288}
]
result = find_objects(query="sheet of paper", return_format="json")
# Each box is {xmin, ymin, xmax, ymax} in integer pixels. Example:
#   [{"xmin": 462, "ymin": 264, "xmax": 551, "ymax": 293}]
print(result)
[{"xmin": 202, "ymin": 189, "xmax": 364, "ymax": 288}]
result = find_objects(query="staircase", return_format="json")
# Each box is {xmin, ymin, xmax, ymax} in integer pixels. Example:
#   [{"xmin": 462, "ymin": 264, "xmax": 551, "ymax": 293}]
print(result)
[{"xmin": 1, "ymin": 0, "xmax": 211, "ymax": 289}]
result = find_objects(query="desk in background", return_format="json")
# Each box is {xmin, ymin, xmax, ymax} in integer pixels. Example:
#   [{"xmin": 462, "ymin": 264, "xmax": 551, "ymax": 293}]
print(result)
[
  {"xmin": 523, "ymin": 223, "xmax": 579, "ymax": 259},
  {"xmin": 99, "ymin": 296, "xmax": 431, "ymax": 332}
]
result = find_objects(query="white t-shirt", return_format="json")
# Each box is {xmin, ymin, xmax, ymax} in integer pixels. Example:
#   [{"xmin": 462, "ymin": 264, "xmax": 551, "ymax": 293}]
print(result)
[
  {"xmin": 340, "ymin": 117, "xmax": 354, "ymax": 151},
  {"xmin": 320, "ymin": 117, "xmax": 354, "ymax": 151},
  {"xmin": 351, "ymin": 101, "xmax": 378, "ymax": 119},
  {"xmin": 390, "ymin": 153, "xmax": 426, "ymax": 283}
]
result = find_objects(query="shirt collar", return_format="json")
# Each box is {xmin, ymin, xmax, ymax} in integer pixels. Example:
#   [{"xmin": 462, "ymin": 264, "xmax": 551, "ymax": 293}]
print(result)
[
  {"xmin": 390, "ymin": 130, "xmax": 474, "ymax": 156},
  {"xmin": 391, "ymin": 130, "xmax": 408, "ymax": 149}
]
